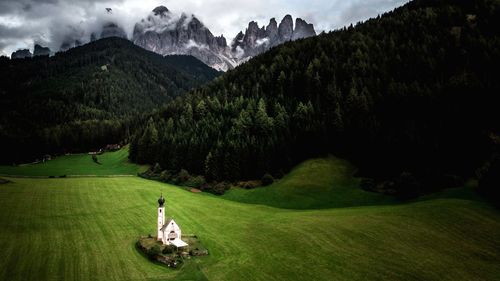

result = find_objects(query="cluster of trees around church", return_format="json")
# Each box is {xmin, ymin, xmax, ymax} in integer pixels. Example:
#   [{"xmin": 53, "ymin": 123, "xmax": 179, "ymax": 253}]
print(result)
[
  {"xmin": 131, "ymin": 0, "xmax": 500, "ymax": 197},
  {"xmin": 0, "ymin": 38, "xmax": 219, "ymax": 163}
]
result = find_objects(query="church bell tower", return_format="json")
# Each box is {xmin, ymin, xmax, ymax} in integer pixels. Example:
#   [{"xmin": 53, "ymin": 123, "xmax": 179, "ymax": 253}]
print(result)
[{"xmin": 157, "ymin": 194, "xmax": 165, "ymax": 241}]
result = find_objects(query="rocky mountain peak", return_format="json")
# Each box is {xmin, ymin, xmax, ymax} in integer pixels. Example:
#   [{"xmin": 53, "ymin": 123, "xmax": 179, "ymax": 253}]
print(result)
[
  {"xmin": 247, "ymin": 21, "xmax": 260, "ymax": 31},
  {"xmin": 230, "ymin": 15, "xmax": 316, "ymax": 62},
  {"xmin": 100, "ymin": 22, "xmax": 127, "ymax": 39},
  {"xmin": 153, "ymin": 6, "xmax": 170, "ymax": 17},
  {"xmin": 34, "ymin": 44, "xmax": 51, "ymax": 57},
  {"xmin": 266, "ymin": 18, "xmax": 279, "ymax": 44},
  {"xmin": 267, "ymin": 18, "xmax": 278, "ymax": 31},
  {"xmin": 188, "ymin": 15, "xmax": 205, "ymax": 30},
  {"xmin": 231, "ymin": 31, "xmax": 245, "ymax": 53},
  {"xmin": 268, "ymin": 18, "xmax": 278, "ymax": 27},
  {"xmin": 245, "ymin": 21, "xmax": 267, "ymax": 41},
  {"xmin": 278, "ymin": 15, "xmax": 294, "ymax": 42},
  {"xmin": 132, "ymin": 7, "xmax": 237, "ymax": 71},
  {"xmin": 235, "ymin": 31, "xmax": 244, "ymax": 38},
  {"xmin": 215, "ymin": 35, "xmax": 227, "ymax": 48},
  {"xmin": 11, "ymin": 49, "xmax": 32, "ymax": 59},
  {"xmin": 293, "ymin": 18, "xmax": 316, "ymax": 40},
  {"xmin": 49, "ymin": 5, "xmax": 316, "ymax": 72},
  {"xmin": 131, "ymin": 7, "xmax": 315, "ymax": 71},
  {"xmin": 60, "ymin": 38, "xmax": 83, "ymax": 52}
]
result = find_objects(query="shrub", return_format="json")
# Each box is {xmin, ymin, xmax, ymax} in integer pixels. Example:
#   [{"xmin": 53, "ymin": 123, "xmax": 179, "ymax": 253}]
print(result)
[
  {"xmin": 212, "ymin": 182, "xmax": 230, "ymax": 195},
  {"xmin": 147, "ymin": 245, "xmax": 161, "ymax": 260},
  {"xmin": 162, "ymin": 245, "xmax": 175, "ymax": 254},
  {"xmin": 376, "ymin": 180, "xmax": 397, "ymax": 195},
  {"xmin": 184, "ymin": 175, "xmax": 206, "ymax": 188},
  {"xmin": 237, "ymin": 180, "xmax": 261, "ymax": 189},
  {"xmin": 360, "ymin": 178, "xmax": 375, "ymax": 191},
  {"xmin": 394, "ymin": 172, "xmax": 421, "ymax": 200},
  {"xmin": 201, "ymin": 182, "xmax": 230, "ymax": 195},
  {"xmin": 160, "ymin": 170, "xmax": 173, "ymax": 182},
  {"xmin": 152, "ymin": 163, "xmax": 162, "ymax": 173},
  {"xmin": 440, "ymin": 174, "xmax": 464, "ymax": 188},
  {"xmin": 478, "ymin": 155, "xmax": 500, "ymax": 207},
  {"xmin": 261, "ymin": 173, "xmax": 274, "ymax": 186},
  {"xmin": 199, "ymin": 182, "xmax": 211, "ymax": 192},
  {"xmin": 242, "ymin": 182, "xmax": 252, "ymax": 189},
  {"xmin": 177, "ymin": 169, "xmax": 190, "ymax": 183}
]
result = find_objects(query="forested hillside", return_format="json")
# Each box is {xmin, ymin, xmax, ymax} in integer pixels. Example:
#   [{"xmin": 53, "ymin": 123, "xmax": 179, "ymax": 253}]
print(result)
[
  {"xmin": 0, "ymin": 38, "xmax": 219, "ymax": 163},
  {"xmin": 131, "ymin": 0, "xmax": 500, "ymax": 195}
]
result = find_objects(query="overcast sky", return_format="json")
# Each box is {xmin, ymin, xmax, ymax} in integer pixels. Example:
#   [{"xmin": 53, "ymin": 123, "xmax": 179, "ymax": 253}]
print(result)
[{"xmin": 0, "ymin": 0, "xmax": 408, "ymax": 57}]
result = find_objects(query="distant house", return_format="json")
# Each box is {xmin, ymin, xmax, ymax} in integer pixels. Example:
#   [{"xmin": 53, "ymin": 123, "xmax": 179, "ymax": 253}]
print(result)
[
  {"xmin": 104, "ymin": 144, "xmax": 121, "ymax": 151},
  {"xmin": 157, "ymin": 194, "xmax": 188, "ymax": 248}
]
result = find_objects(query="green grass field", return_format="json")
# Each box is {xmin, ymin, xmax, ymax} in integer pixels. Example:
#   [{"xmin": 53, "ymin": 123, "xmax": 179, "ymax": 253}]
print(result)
[
  {"xmin": 0, "ymin": 148, "xmax": 147, "ymax": 177},
  {"xmin": 0, "ymin": 157, "xmax": 499, "ymax": 280},
  {"xmin": 222, "ymin": 157, "xmax": 396, "ymax": 209}
]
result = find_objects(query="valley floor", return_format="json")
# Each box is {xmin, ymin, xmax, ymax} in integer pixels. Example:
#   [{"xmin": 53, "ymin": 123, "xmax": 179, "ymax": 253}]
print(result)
[{"xmin": 0, "ymin": 175, "xmax": 499, "ymax": 281}]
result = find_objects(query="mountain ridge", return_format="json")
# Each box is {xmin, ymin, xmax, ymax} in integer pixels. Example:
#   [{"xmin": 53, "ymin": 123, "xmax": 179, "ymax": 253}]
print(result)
[
  {"xmin": 230, "ymin": 14, "xmax": 317, "ymax": 61},
  {"xmin": 0, "ymin": 37, "xmax": 220, "ymax": 163},
  {"xmin": 132, "ymin": 6, "xmax": 316, "ymax": 71},
  {"xmin": 8, "ymin": 6, "xmax": 316, "ymax": 71}
]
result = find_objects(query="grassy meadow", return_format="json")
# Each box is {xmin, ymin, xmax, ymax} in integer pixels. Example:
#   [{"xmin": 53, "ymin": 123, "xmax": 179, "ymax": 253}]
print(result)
[
  {"xmin": 0, "ymin": 148, "xmax": 147, "ymax": 177},
  {"xmin": 0, "ymin": 157, "xmax": 499, "ymax": 280},
  {"xmin": 222, "ymin": 157, "xmax": 396, "ymax": 209}
]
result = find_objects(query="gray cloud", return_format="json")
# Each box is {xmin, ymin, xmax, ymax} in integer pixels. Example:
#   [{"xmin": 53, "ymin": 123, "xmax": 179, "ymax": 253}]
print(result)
[
  {"xmin": 340, "ymin": 0, "xmax": 409, "ymax": 25},
  {"xmin": 0, "ymin": 0, "xmax": 407, "ymax": 57}
]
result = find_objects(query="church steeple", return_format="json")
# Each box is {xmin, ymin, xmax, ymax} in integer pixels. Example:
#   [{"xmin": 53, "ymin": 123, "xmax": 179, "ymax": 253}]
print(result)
[{"xmin": 157, "ymin": 193, "xmax": 166, "ymax": 241}]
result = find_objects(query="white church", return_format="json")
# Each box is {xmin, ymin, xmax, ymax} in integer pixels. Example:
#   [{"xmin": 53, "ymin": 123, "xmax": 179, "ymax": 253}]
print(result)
[{"xmin": 157, "ymin": 194, "xmax": 188, "ymax": 248}]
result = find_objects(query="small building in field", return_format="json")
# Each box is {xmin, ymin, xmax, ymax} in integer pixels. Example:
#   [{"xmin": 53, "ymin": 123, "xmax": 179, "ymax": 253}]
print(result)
[
  {"xmin": 157, "ymin": 194, "xmax": 188, "ymax": 248},
  {"xmin": 104, "ymin": 144, "xmax": 121, "ymax": 151}
]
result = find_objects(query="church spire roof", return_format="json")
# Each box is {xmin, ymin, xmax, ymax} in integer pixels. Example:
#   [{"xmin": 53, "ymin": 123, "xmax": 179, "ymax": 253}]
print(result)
[{"xmin": 158, "ymin": 193, "xmax": 165, "ymax": 207}]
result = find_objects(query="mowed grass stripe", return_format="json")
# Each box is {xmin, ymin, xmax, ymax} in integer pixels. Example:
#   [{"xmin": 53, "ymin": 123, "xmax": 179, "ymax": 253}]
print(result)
[{"xmin": 0, "ymin": 177, "xmax": 499, "ymax": 281}]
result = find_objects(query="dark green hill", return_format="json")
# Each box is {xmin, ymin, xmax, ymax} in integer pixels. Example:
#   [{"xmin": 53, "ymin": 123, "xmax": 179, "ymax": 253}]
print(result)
[
  {"xmin": 0, "ymin": 37, "xmax": 219, "ymax": 163},
  {"xmin": 131, "ymin": 0, "xmax": 500, "ymax": 196}
]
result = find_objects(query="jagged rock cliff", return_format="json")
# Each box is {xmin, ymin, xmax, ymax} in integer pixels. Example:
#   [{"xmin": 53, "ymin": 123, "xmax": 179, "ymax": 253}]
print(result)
[
  {"xmin": 231, "ymin": 15, "xmax": 316, "ymax": 61},
  {"xmin": 11, "ymin": 49, "xmax": 32, "ymax": 59},
  {"xmin": 132, "ymin": 6, "xmax": 237, "ymax": 71},
  {"xmin": 33, "ymin": 44, "xmax": 51, "ymax": 56},
  {"xmin": 133, "ymin": 6, "xmax": 316, "ymax": 71},
  {"xmin": 50, "ymin": 6, "xmax": 316, "ymax": 71}
]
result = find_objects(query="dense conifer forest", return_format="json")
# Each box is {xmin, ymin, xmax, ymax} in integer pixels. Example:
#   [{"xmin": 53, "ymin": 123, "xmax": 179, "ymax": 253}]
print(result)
[
  {"xmin": 0, "ymin": 38, "xmax": 219, "ymax": 163},
  {"xmin": 130, "ymin": 0, "xmax": 500, "ymax": 196}
]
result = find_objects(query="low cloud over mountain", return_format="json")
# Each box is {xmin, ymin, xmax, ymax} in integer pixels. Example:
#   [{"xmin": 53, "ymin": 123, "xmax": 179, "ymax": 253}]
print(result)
[{"xmin": 0, "ymin": 0, "xmax": 407, "ymax": 57}]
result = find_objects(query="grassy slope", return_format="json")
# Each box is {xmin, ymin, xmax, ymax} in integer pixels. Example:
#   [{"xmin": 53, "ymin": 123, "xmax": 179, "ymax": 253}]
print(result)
[
  {"xmin": 0, "ymin": 148, "xmax": 147, "ymax": 176},
  {"xmin": 0, "ymin": 175, "xmax": 499, "ymax": 281},
  {"xmin": 222, "ymin": 156, "xmax": 396, "ymax": 209}
]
